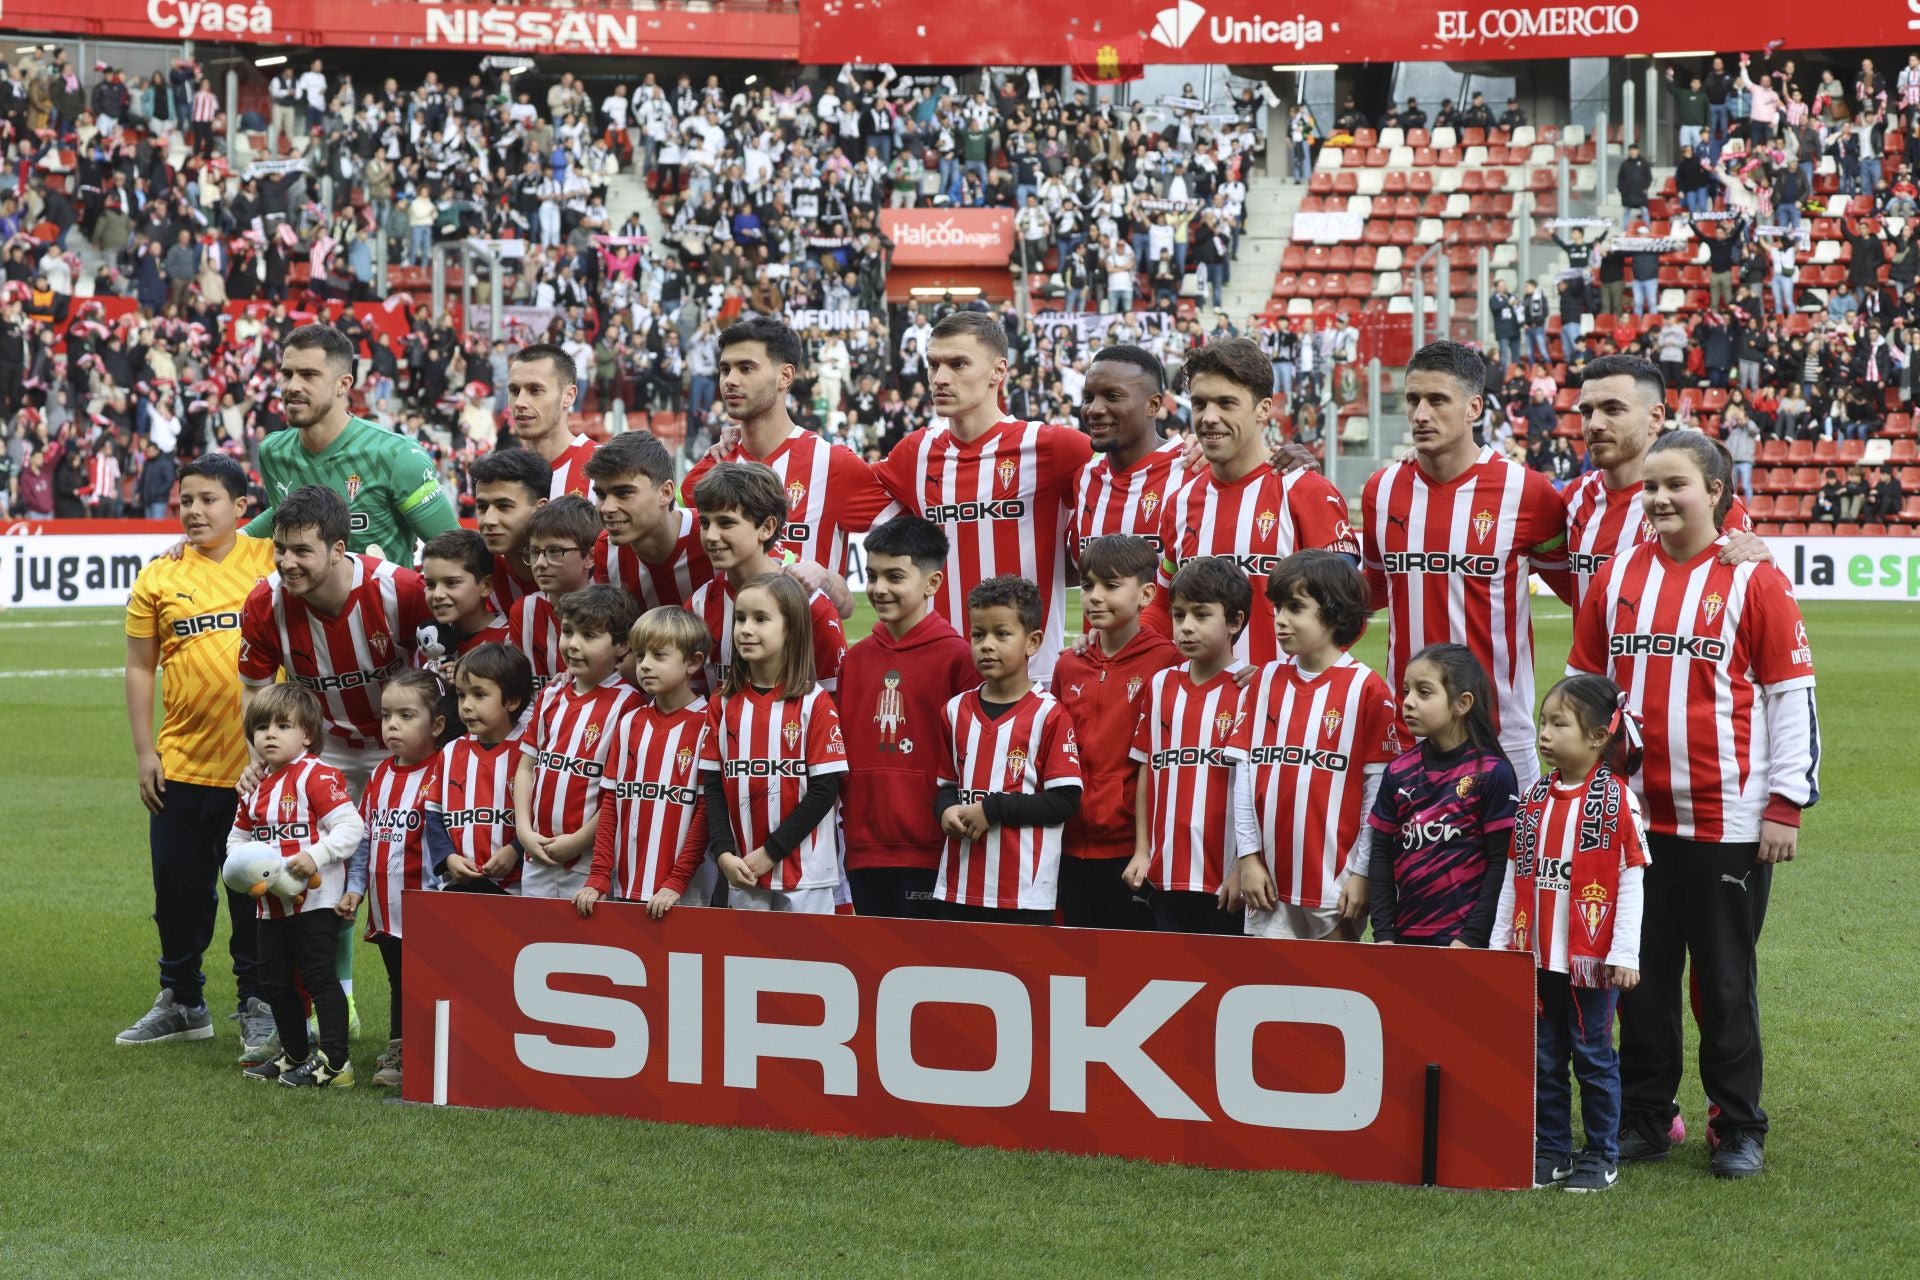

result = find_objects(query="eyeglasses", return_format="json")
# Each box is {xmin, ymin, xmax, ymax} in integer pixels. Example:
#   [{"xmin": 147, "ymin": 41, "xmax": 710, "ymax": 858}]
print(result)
[{"xmin": 522, "ymin": 545, "xmax": 583, "ymax": 565}]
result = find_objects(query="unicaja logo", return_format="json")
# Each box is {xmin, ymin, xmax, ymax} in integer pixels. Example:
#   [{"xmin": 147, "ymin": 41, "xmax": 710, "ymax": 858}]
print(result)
[
  {"xmin": 1149, "ymin": 1, "xmax": 1328, "ymax": 51},
  {"xmin": 1149, "ymin": 0, "xmax": 1206, "ymax": 46}
]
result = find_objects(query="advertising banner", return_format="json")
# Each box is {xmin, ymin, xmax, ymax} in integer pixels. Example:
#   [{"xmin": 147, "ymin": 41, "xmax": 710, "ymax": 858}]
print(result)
[
  {"xmin": 1, "ymin": 531, "xmax": 179, "ymax": 608},
  {"xmin": 799, "ymin": 1, "xmax": 1907, "ymax": 67},
  {"xmin": 879, "ymin": 210, "xmax": 1016, "ymax": 267},
  {"xmin": 0, "ymin": 0, "xmax": 799, "ymax": 60},
  {"xmin": 1776, "ymin": 536, "xmax": 1920, "ymax": 601},
  {"xmin": 401, "ymin": 892, "xmax": 1537, "ymax": 1189}
]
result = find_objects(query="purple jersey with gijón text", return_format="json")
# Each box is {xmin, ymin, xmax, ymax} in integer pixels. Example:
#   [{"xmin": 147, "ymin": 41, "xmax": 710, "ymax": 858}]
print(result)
[{"xmin": 1366, "ymin": 741, "xmax": 1518, "ymax": 941}]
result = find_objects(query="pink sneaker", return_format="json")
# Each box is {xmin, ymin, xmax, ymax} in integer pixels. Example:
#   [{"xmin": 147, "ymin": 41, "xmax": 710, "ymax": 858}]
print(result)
[{"xmin": 1668, "ymin": 1110, "xmax": 1688, "ymax": 1146}]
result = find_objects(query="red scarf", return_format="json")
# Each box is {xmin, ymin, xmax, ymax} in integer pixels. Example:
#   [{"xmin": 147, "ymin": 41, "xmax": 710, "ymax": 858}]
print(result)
[{"xmin": 1508, "ymin": 764, "xmax": 1630, "ymax": 988}]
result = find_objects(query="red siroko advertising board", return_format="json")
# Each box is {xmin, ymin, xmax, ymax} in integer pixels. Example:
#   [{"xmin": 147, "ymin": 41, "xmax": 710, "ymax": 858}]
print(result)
[{"xmin": 402, "ymin": 893, "xmax": 1536, "ymax": 1190}]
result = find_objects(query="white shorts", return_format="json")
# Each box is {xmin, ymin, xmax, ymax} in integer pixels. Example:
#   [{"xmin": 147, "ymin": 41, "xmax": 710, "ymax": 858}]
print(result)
[
  {"xmin": 730, "ymin": 885, "xmax": 836, "ymax": 915},
  {"xmin": 1246, "ymin": 902, "xmax": 1343, "ymax": 940},
  {"xmin": 519, "ymin": 853, "xmax": 591, "ymax": 901},
  {"xmin": 319, "ymin": 739, "xmax": 388, "ymax": 801}
]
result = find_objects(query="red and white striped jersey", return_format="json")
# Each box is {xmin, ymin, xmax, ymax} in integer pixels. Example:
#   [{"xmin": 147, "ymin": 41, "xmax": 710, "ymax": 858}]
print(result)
[
  {"xmin": 520, "ymin": 669, "xmax": 640, "ymax": 834},
  {"xmin": 1500, "ymin": 775, "xmax": 1649, "ymax": 975},
  {"xmin": 1155, "ymin": 462, "xmax": 1359, "ymax": 665},
  {"xmin": 507, "ymin": 591, "xmax": 564, "ymax": 692},
  {"xmin": 231, "ymin": 754, "xmax": 356, "ymax": 920},
  {"xmin": 361, "ymin": 755, "xmax": 437, "ymax": 938},
  {"xmin": 547, "ymin": 434, "xmax": 597, "ymax": 500},
  {"xmin": 1128, "ymin": 665, "xmax": 1244, "ymax": 894},
  {"xmin": 689, "ymin": 576, "xmax": 847, "ymax": 697},
  {"xmin": 1569, "ymin": 538, "xmax": 1819, "ymax": 842},
  {"xmin": 1071, "ymin": 438, "xmax": 1192, "ymax": 566},
  {"xmin": 935, "ymin": 688, "xmax": 1082, "ymax": 911},
  {"xmin": 598, "ymin": 698, "xmax": 709, "ymax": 900},
  {"xmin": 873, "ymin": 418, "xmax": 1093, "ymax": 684},
  {"xmin": 488, "ymin": 556, "xmax": 537, "ymax": 618},
  {"xmin": 1562, "ymin": 471, "xmax": 1752, "ymax": 615},
  {"xmin": 590, "ymin": 509, "xmax": 714, "ymax": 611},
  {"xmin": 682, "ymin": 427, "xmax": 891, "ymax": 575},
  {"xmin": 1225, "ymin": 654, "xmax": 1402, "ymax": 909},
  {"xmin": 1361, "ymin": 448, "xmax": 1568, "ymax": 777},
  {"xmin": 428, "ymin": 725, "xmax": 527, "ymax": 892},
  {"xmin": 699, "ymin": 684, "xmax": 848, "ymax": 891},
  {"xmin": 239, "ymin": 556, "xmax": 430, "ymax": 751}
]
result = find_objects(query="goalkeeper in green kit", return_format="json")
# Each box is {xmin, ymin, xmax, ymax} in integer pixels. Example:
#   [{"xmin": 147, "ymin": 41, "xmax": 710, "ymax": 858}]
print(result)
[
  {"xmin": 233, "ymin": 324, "xmax": 458, "ymax": 1049},
  {"xmin": 244, "ymin": 325, "xmax": 460, "ymax": 559}
]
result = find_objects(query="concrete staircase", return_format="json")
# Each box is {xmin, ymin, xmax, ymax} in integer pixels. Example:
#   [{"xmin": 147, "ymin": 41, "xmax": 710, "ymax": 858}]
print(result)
[
  {"xmin": 1219, "ymin": 172, "xmax": 1304, "ymax": 322},
  {"xmin": 604, "ymin": 167, "xmax": 668, "ymax": 242}
]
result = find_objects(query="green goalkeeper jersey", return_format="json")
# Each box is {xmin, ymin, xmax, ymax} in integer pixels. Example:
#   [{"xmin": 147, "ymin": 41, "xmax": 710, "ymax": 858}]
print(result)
[{"xmin": 244, "ymin": 416, "xmax": 459, "ymax": 557}]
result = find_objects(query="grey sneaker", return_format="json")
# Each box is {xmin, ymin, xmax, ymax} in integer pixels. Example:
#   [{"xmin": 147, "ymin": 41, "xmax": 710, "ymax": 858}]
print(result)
[
  {"xmin": 116, "ymin": 989, "xmax": 214, "ymax": 1045},
  {"xmin": 1563, "ymin": 1150, "xmax": 1620, "ymax": 1193},
  {"xmin": 372, "ymin": 1039, "xmax": 403, "ymax": 1088},
  {"xmin": 238, "ymin": 1028, "xmax": 282, "ymax": 1067},
  {"xmin": 278, "ymin": 1051, "xmax": 353, "ymax": 1089},
  {"xmin": 243, "ymin": 1051, "xmax": 303, "ymax": 1083},
  {"xmin": 234, "ymin": 997, "xmax": 277, "ymax": 1062}
]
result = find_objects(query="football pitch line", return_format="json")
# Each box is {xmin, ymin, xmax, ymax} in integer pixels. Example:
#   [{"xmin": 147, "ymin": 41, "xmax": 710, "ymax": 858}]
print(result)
[{"xmin": 0, "ymin": 667, "xmax": 121, "ymax": 678}]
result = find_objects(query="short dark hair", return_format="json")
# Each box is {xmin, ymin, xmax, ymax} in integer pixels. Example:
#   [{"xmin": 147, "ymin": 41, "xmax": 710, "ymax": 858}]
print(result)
[
  {"xmin": 1265, "ymin": 550, "xmax": 1371, "ymax": 648},
  {"xmin": 930, "ymin": 309, "xmax": 1009, "ymax": 360},
  {"xmin": 177, "ymin": 451, "xmax": 247, "ymax": 499},
  {"xmin": 420, "ymin": 528, "xmax": 493, "ymax": 581},
  {"xmin": 1182, "ymin": 337, "xmax": 1273, "ymax": 400},
  {"xmin": 863, "ymin": 514, "xmax": 949, "ymax": 573},
  {"xmin": 243, "ymin": 683, "xmax": 325, "ymax": 745},
  {"xmin": 1406, "ymin": 339, "xmax": 1490, "ymax": 400},
  {"xmin": 510, "ymin": 342, "xmax": 577, "ymax": 389},
  {"xmin": 555, "ymin": 584, "xmax": 639, "ymax": 640},
  {"xmin": 455, "ymin": 642, "xmax": 534, "ymax": 720},
  {"xmin": 1169, "ymin": 557, "xmax": 1252, "ymax": 640},
  {"xmin": 693, "ymin": 461, "xmax": 786, "ymax": 544},
  {"xmin": 718, "ymin": 315, "xmax": 805, "ymax": 371},
  {"xmin": 282, "ymin": 324, "xmax": 357, "ymax": 380},
  {"xmin": 525, "ymin": 494, "xmax": 601, "ymax": 550},
  {"xmin": 1579, "ymin": 353, "xmax": 1666, "ymax": 404},
  {"xmin": 1091, "ymin": 344, "xmax": 1167, "ymax": 392},
  {"xmin": 1079, "ymin": 534, "xmax": 1158, "ymax": 586},
  {"xmin": 583, "ymin": 430, "xmax": 673, "ymax": 486},
  {"xmin": 967, "ymin": 574, "xmax": 1042, "ymax": 633},
  {"xmin": 273, "ymin": 484, "xmax": 350, "ymax": 549},
  {"xmin": 469, "ymin": 447, "xmax": 553, "ymax": 502}
]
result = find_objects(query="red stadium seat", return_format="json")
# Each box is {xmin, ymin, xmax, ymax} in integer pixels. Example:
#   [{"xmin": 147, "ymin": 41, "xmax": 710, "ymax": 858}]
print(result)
[
  {"xmin": 1334, "ymin": 172, "xmax": 1360, "ymax": 195},
  {"xmin": 1833, "ymin": 522, "xmax": 1862, "ymax": 537},
  {"xmin": 1406, "ymin": 128, "xmax": 1431, "ymax": 148},
  {"xmin": 1748, "ymin": 495, "xmax": 1774, "ymax": 520},
  {"xmin": 1787, "ymin": 440, "xmax": 1814, "ymax": 464},
  {"xmin": 1893, "ymin": 438, "xmax": 1919, "ymax": 461},
  {"xmin": 1353, "ymin": 245, "xmax": 1378, "ymax": 270},
  {"xmin": 1780, "ymin": 522, "xmax": 1809, "ymax": 535},
  {"xmin": 1885, "ymin": 413, "xmax": 1916, "ymax": 438},
  {"xmin": 1328, "ymin": 246, "xmax": 1354, "ymax": 270},
  {"xmin": 1461, "ymin": 127, "xmax": 1486, "ymax": 147},
  {"xmin": 1383, "ymin": 171, "xmax": 1408, "ymax": 194},
  {"xmin": 1813, "ymin": 439, "xmax": 1838, "ymax": 464},
  {"xmin": 1789, "ymin": 468, "xmax": 1821, "ymax": 493},
  {"xmin": 1309, "ymin": 173, "xmax": 1335, "ymax": 195},
  {"xmin": 1902, "ymin": 496, "xmax": 1920, "ymax": 523},
  {"xmin": 1282, "ymin": 245, "xmax": 1308, "ymax": 271},
  {"xmin": 1437, "ymin": 147, "xmax": 1463, "ymax": 167},
  {"xmin": 1352, "ymin": 128, "xmax": 1378, "ymax": 149},
  {"xmin": 1364, "ymin": 220, "xmax": 1391, "ymax": 246},
  {"xmin": 1460, "ymin": 171, "xmax": 1485, "ymax": 193},
  {"xmin": 1759, "ymin": 439, "xmax": 1789, "ymax": 464}
]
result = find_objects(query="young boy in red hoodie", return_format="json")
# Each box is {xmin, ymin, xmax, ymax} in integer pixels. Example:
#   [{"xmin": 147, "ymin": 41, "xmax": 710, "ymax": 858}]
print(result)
[
  {"xmin": 1051, "ymin": 534, "xmax": 1179, "ymax": 929},
  {"xmin": 840, "ymin": 516, "xmax": 978, "ymax": 917}
]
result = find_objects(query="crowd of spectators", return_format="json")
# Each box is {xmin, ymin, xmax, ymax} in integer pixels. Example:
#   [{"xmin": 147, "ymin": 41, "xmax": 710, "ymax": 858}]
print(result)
[{"xmin": 0, "ymin": 52, "xmax": 1272, "ymax": 519}]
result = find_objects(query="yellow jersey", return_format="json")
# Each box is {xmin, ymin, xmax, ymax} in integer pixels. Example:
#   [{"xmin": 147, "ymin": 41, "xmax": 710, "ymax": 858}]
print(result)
[{"xmin": 125, "ymin": 535, "xmax": 276, "ymax": 788}]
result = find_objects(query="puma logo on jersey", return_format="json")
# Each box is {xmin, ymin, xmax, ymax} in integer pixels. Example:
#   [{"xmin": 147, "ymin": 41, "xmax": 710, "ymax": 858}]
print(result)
[
  {"xmin": 174, "ymin": 590, "xmax": 197, "ymax": 602},
  {"xmin": 1720, "ymin": 871, "xmax": 1752, "ymax": 892},
  {"xmin": 1616, "ymin": 596, "xmax": 1638, "ymax": 617},
  {"xmin": 1386, "ymin": 513, "xmax": 1409, "ymax": 533}
]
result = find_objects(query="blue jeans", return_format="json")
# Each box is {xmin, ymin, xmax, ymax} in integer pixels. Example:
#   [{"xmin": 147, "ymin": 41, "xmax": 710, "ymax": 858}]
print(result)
[
  {"xmin": 1560, "ymin": 320, "xmax": 1582, "ymax": 357},
  {"xmin": 1206, "ymin": 260, "xmax": 1227, "ymax": 306},
  {"xmin": 146, "ymin": 500, "xmax": 171, "ymax": 520},
  {"xmin": 1536, "ymin": 971, "xmax": 1621, "ymax": 1161},
  {"xmin": 1632, "ymin": 279, "xmax": 1659, "ymax": 314},
  {"xmin": 1497, "ymin": 335, "xmax": 1522, "ymax": 371},
  {"xmin": 1524, "ymin": 326, "xmax": 1549, "ymax": 363},
  {"xmin": 1709, "ymin": 102, "xmax": 1731, "ymax": 141},
  {"xmin": 1733, "ymin": 460, "xmax": 1753, "ymax": 502},
  {"xmin": 689, "ymin": 374, "xmax": 716, "ymax": 424},
  {"xmin": 411, "ymin": 225, "xmax": 433, "ymax": 263},
  {"xmin": 1771, "ymin": 273, "xmax": 1794, "ymax": 314},
  {"xmin": 1683, "ymin": 186, "xmax": 1711, "ymax": 216},
  {"xmin": 1272, "ymin": 359, "xmax": 1296, "ymax": 401},
  {"xmin": 1862, "ymin": 157, "xmax": 1883, "ymax": 195}
]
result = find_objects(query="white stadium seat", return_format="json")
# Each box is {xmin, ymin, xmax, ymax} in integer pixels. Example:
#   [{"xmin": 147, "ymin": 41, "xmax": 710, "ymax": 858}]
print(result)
[
  {"xmin": 1379, "ymin": 127, "xmax": 1405, "ymax": 149},
  {"xmin": 1510, "ymin": 125, "xmax": 1535, "ymax": 148},
  {"xmin": 1376, "ymin": 245, "xmax": 1404, "ymax": 271}
]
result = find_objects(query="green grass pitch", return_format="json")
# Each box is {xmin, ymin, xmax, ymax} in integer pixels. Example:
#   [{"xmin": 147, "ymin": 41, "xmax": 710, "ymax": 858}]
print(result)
[{"xmin": 2, "ymin": 599, "xmax": 1917, "ymax": 1277}]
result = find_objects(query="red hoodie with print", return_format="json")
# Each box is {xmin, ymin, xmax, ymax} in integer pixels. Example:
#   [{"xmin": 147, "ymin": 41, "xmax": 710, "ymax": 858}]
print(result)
[
  {"xmin": 840, "ymin": 610, "xmax": 980, "ymax": 870},
  {"xmin": 1052, "ymin": 627, "xmax": 1181, "ymax": 861}
]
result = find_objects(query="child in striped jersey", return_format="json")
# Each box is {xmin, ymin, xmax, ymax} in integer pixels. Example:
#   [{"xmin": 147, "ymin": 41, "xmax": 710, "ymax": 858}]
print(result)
[
  {"xmin": 509, "ymin": 496, "xmax": 600, "ymax": 693},
  {"xmin": 514, "ymin": 585, "xmax": 643, "ymax": 900},
  {"xmin": 416, "ymin": 529, "xmax": 508, "ymax": 679},
  {"xmin": 343, "ymin": 668, "xmax": 460, "ymax": 1089},
  {"xmin": 702, "ymin": 574, "xmax": 849, "ymax": 914},
  {"xmin": 1366, "ymin": 643, "xmax": 1518, "ymax": 948},
  {"xmin": 1125, "ymin": 557, "xmax": 1251, "ymax": 935},
  {"xmin": 934, "ymin": 576, "xmax": 1083, "ymax": 925},
  {"xmin": 576, "ymin": 607, "xmax": 714, "ymax": 919},
  {"xmin": 233, "ymin": 685, "xmax": 365, "ymax": 1089},
  {"xmin": 1493, "ymin": 674, "xmax": 1647, "ymax": 1192},
  {"xmin": 426, "ymin": 644, "xmax": 534, "ymax": 895},
  {"xmin": 1232, "ymin": 552, "xmax": 1402, "ymax": 940}
]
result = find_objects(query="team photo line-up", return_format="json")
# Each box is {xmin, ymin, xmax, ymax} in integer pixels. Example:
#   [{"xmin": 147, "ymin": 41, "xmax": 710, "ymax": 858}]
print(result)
[{"xmin": 119, "ymin": 311, "xmax": 1819, "ymax": 1190}]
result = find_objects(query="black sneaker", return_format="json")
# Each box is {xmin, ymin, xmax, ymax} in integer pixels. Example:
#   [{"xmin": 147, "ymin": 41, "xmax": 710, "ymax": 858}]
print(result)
[
  {"xmin": 1710, "ymin": 1130, "xmax": 1765, "ymax": 1179},
  {"xmin": 1618, "ymin": 1121, "xmax": 1671, "ymax": 1164},
  {"xmin": 242, "ymin": 1052, "xmax": 304, "ymax": 1083},
  {"xmin": 277, "ymin": 1051, "xmax": 354, "ymax": 1089},
  {"xmin": 1564, "ymin": 1150, "xmax": 1620, "ymax": 1193},
  {"xmin": 1534, "ymin": 1152, "xmax": 1573, "ymax": 1188}
]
